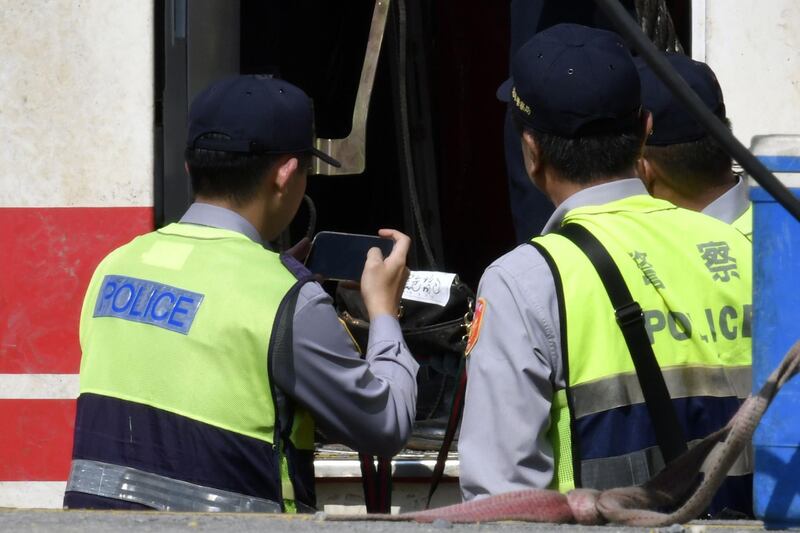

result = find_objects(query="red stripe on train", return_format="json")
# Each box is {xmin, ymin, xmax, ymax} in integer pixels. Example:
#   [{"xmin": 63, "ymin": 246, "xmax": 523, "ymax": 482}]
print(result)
[
  {"xmin": 0, "ymin": 207, "xmax": 153, "ymax": 373},
  {"xmin": 0, "ymin": 399, "xmax": 76, "ymax": 480}
]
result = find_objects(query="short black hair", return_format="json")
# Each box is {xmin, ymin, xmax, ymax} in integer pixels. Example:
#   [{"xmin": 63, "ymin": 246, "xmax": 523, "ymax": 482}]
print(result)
[
  {"xmin": 512, "ymin": 111, "xmax": 646, "ymax": 184},
  {"xmin": 643, "ymin": 123, "xmax": 733, "ymax": 187},
  {"xmin": 185, "ymin": 133, "xmax": 311, "ymax": 205}
]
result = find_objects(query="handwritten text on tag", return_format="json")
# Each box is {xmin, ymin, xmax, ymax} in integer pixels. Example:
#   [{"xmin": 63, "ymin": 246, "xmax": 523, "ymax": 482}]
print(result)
[{"xmin": 402, "ymin": 271, "xmax": 457, "ymax": 307}]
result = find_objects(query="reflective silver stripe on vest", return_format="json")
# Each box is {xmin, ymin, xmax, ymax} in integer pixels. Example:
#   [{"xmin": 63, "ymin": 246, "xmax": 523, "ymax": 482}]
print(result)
[
  {"xmin": 66, "ymin": 459, "xmax": 282, "ymax": 513},
  {"xmin": 571, "ymin": 365, "xmax": 751, "ymax": 419},
  {"xmin": 580, "ymin": 440, "xmax": 753, "ymax": 490}
]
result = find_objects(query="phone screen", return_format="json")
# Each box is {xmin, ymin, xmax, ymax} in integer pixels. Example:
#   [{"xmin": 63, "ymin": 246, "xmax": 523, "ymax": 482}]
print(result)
[{"xmin": 305, "ymin": 232, "xmax": 394, "ymax": 281}]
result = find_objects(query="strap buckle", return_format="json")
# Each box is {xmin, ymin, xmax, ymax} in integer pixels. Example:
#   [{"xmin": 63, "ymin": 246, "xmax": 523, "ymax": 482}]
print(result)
[{"xmin": 615, "ymin": 301, "xmax": 643, "ymax": 327}]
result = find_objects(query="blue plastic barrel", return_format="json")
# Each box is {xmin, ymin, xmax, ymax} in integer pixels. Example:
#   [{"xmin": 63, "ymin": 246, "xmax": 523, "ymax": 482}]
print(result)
[{"xmin": 751, "ymin": 135, "xmax": 800, "ymax": 529}]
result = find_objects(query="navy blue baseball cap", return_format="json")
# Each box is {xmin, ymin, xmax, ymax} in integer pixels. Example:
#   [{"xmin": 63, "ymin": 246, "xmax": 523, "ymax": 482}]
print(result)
[
  {"xmin": 498, "ymin": 23, "xmax": 641, "ymax": 137},
  {"xmin": 187, "ymin": 75, "xmax": 340, "ymax": 167},
  {"xmin": 636, "ymin": 53, "xmax": 726, "ymax": 146}
]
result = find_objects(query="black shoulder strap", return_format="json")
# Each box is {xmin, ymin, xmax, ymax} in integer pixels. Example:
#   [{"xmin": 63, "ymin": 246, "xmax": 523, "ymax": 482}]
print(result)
[
  {"xmin": 268, "ymin": 279, "xmax": 311, "ymax": 510},
  {"xmin": 558, "ymin": 223, "xmax": 688, "ymax": 464},
  {"xmin": 270, "ymin": 278, "xmax": 316, "ymax": 443}
]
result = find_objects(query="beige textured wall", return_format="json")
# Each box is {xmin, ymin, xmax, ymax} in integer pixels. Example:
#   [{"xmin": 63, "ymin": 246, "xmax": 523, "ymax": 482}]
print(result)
[
  {"xmin": 0, "ymin": 1, "xmax": 153, "ymax": 207},
  {"xmin": 693, "ymin": 0, "xmax": 800, "ymax": 147}
]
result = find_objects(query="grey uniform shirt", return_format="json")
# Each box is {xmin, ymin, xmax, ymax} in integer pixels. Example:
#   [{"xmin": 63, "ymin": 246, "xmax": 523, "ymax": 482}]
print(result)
[
  {"xmin": 180, "ymin": 203, "xmax": 419, "ymax": 456},
  {"xmin": 458, "ymin": 179, "xmax": 649, "ymax": 501},
  {"xmin": 703, "ymin": 175, "xmax": 750, "ymax": 224}
]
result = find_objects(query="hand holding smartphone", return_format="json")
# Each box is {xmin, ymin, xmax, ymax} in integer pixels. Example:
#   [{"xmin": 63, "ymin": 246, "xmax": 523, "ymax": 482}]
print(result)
[
  {"xmin": 305, "ymin": 231, "xmax": 394, "ymax": 282},
  {"xmin": 360, "ymin": 229, "xmax": 411, "ymax": 319},
  {"xmin": 305, "ymin": 230, "xmax": 411, "ymax": 320}
]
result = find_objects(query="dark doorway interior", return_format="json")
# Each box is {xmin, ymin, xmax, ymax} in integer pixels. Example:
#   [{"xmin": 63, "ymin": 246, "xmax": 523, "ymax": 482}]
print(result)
[
  {"xmin": 238, "ymin": 0, "xmax": 516, "ymax": 286},
  {"xmin": 157, "ymin": 0, "xmax": 530, "ymax": 289},
  {"xmin": 239, "ymin": 0, "xmax": 408, "ymax": 262}
]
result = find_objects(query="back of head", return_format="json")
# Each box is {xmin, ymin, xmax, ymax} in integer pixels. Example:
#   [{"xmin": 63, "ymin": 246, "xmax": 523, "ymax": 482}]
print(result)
[
  {"xmin": 184, "ymin": 75, "xmax": 339, "ymax": 205},
  {"xmin": 186, "ymin": 135, "xmax": 286, "ymax": 206},
  {"xmin": 501, "ymin": 23, "xmax": 646, "ymax": 184},
  {"xmin": 637, "ymin": 53, "xmax": 732, "ymax": 188}
]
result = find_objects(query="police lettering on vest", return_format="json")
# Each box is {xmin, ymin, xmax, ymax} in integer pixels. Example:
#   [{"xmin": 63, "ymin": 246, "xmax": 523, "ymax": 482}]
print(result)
[
  {"xmin": 533, "ymin": 194, "xmax": 752, "ymax": 515},
  {"xmin": 643, "ymin": 304, "xmax": 752, "ymax": 344},
  {"xmin": 72, "ymin": 224, "xmax": 317, "ymax": 511},
  {"xmin": 93, "ymin": 275, "xmax": 204, "ymax": 334}
]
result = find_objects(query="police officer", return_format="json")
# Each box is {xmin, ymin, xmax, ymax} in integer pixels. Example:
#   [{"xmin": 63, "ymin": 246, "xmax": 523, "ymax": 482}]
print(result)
[
  {"xmin": 459, "ymin": 24, "xmax": 752, "ymax": 516},
  {"xmin": 636, "ymin": 53, "xmax": 752, "ymax": 239},
  {"xmin": 63, "ymin": 76, "xmax": 418, "ymax": 513},
  {"xmin": 503, "ymin": 0, "xmax": 637, "ymax": 243}
]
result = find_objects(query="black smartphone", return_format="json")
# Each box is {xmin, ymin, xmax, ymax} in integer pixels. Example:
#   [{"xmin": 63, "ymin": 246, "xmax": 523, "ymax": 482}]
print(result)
[{"xmin": 305, "ymin": 231, "xmax": 394, "ymax": 281}]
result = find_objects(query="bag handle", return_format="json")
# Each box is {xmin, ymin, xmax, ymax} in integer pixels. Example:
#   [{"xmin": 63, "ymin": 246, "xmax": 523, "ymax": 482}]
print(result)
[
  {"xmin": 359, "ymin": 454, "xmax": 392, "ymax": 513},
  {"xmin": 558, "ymin": 223, "xmax": 688, "ymax": 464},
  {"xmin": 425, "ymin": 356, "xmax": 467, "ymax": 508}
]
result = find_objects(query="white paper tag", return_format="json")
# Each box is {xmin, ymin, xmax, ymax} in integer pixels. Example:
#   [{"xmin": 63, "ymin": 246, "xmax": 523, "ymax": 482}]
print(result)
[{"xmin": 402, "ymin": 271, "xmax": 457, "ymax": 307}]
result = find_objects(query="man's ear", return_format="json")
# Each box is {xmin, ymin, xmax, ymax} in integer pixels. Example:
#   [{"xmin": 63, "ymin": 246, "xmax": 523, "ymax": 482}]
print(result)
[
  {"xmin": 635, "ymin": 155, "xmax": 646, "ymax": 180},
  {"xmin": 637, "ymin": 154, "xmax": 656, "ymax": 192},
  {"xmin": 521, "ymin": 130, "xmax": 542, "ymax": 175},
  {"xmin": 641, "ymin": 110, "xmax": 653, "ymax": 151},
  {"xmin": 637, "ymin": 112, "xmax": 656, "ymax": 193},
  {"xmin": 273, "ymin": 156, "xmax": 299, "ymax": 194}
]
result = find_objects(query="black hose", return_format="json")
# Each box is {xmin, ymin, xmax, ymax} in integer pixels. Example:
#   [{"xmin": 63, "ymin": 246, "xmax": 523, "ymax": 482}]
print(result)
[
  {"xmin": 303, "ymin": 194, "xmax": 317, "ymax": 240},
  {"xmin": 594, "ymin": 0, "xmax": 800, "ymax": 223},
  {"xmin": 396, "ymin": 0, "xmax": 439, "ymax": 270}
]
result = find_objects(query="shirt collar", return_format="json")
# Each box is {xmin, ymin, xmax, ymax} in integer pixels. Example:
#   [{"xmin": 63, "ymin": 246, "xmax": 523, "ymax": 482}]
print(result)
[
  {"xmin": 541, "ymin": 178, "xmax": 649, "ymax": 235},
  {"xmin": 702, "ymin": 175, "xmax": 750, "ymax": 225},
  {"xmin": 179, "ymin": 203, "xmax": 264, "ymax": 244}
]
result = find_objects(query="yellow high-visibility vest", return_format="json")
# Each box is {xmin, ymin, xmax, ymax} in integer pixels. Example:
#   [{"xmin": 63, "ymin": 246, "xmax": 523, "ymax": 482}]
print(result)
[
  {"xmin": 532, "ymin": 195, "xmax": 752, "ymax": 493},
  {"xmin": 79, "ymin": 223, "xmax": 315, "ymax": 510}
]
